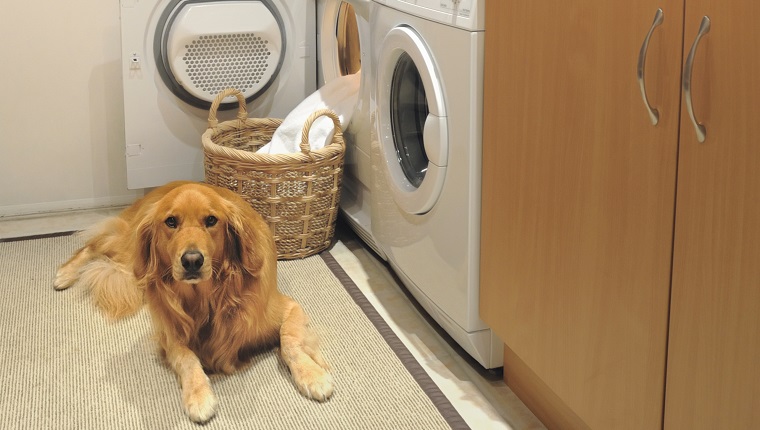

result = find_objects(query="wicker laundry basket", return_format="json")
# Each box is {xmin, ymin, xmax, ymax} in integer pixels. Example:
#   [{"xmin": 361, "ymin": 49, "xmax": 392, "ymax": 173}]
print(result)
[{"xmin": 202, "ymin": 88, "xmax": 345, "ymax": 259}]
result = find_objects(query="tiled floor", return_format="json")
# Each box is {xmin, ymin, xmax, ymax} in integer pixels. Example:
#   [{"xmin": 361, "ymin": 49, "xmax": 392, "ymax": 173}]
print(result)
[{"xmin": 0, "ymin": 209, "xmax": 545, "ymax": 430}]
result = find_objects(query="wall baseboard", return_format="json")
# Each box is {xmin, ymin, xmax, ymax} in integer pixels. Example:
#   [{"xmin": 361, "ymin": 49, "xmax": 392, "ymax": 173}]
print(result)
[{"xmin": 0, "ymin": 194, "xmax": 141, "ymax": 219}]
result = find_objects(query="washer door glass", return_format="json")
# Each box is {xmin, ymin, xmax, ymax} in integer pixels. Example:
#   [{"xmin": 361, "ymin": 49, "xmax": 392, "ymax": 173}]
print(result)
[
  {"xmin": 377, "ymin": 26, "xmax": 448, "ymax": 215},
  {"xmin": 390, "ymin": 53, "xmax": 429, "ymax": 188}
]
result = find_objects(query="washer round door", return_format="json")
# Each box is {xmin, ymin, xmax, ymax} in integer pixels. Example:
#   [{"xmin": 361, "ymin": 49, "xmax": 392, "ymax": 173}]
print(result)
[
  {"xmin": 155, "ymin": 0, "xmax": 285, "ymax": 110},
  {"xmin": 376, "ymin": 26, "xmax": 447, "ymax": 215}
]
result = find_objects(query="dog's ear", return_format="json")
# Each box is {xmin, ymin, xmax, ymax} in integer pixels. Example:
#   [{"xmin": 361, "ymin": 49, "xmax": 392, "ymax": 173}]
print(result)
[
  {"xmin": 224, "ymin": 198, "xmax": 271, "ymax": 276},
  {"xmin": 133, "ymin": 206, "xmax": 158, "ymax": 281}
]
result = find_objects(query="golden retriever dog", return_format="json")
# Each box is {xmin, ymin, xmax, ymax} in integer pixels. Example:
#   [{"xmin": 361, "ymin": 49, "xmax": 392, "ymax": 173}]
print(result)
[{"xmin": 54, "ymin": 181, "xmax": 334, "ymax": 423}]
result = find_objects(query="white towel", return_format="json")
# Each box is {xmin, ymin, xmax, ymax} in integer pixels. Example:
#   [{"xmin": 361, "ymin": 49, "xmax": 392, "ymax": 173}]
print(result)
[{"xmin": 256, "ymin": 72, "xmax": 361, "ymax": 154}]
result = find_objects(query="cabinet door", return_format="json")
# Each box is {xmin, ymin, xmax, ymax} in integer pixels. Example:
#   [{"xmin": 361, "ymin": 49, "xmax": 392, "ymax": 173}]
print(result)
[
  {"xmin": 666, "ymin": 2, "xmax": 760, "ymax": 428},
  {"xmin": 480, "ymin": 1, "xmax": 684, "ymax": 428}
]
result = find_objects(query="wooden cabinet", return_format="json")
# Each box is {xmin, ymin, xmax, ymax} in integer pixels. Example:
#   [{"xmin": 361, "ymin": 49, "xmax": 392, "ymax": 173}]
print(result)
[
  {"xmin": 480, "ymin": 1, "xmax": 760, "ymax": 429},
  {"xmin": 666, "ymin": 1, "xmax": 760, "ymax": 428}
]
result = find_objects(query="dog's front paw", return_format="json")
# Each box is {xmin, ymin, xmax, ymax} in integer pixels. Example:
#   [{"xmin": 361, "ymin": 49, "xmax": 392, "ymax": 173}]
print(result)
[
  {"xmin": 53, "ymin": 267, "xmax": 77, "ymax": 290},
  {"xmin": 293, "ymin": 361, "xmax": 335, "ymax": 402},
  {"xmin": 183, "ymin": 383, "xmax": 218, "ymax": 423}
]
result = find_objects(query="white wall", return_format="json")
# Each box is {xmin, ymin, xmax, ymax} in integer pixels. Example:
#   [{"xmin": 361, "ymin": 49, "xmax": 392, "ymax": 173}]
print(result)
[{"xmin": 0, "ymin": 0, "xmax": 143, "ymax": 217}]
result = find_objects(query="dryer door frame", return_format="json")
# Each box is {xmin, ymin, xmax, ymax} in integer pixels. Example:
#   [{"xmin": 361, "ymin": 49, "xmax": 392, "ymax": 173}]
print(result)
[
  {"xmin": 319, "ymin": 0, "xmax": 369, "ymax": 83},
  {"xmin": 376, "ymin": 25, "xmax": 448, "ymax": 215},
  {"xmin": 155, "ymin": 0, "xmax": 286, "ymax": 111}
]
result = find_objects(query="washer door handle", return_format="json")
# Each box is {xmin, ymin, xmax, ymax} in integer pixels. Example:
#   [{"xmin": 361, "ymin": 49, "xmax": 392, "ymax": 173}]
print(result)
[{"xmin": 423, "ymin": 115, "xmax": 448, "ymax": 167}]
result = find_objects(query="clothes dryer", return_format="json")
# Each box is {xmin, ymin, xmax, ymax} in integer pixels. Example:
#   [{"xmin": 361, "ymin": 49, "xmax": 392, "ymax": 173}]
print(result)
[
  {"xmin": 121, "ymin": 0, "xmax": 316, "ymax": 189},
  {"xmin": 369, "ymin": 0, "xmax": 501, "ymax": 368},
  {"xmin": 317, "ymin": 0, "xmax": 384, "ymax": 257}
]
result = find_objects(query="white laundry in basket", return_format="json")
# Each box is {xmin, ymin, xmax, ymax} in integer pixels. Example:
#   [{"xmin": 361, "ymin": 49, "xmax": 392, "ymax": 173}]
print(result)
[{"xmin": 256, "ymin": 72, "xmax": 360, "ymax": 154}]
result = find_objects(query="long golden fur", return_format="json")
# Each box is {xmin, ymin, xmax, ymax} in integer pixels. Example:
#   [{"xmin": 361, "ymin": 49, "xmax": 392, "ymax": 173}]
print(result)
[{"xmin": 54, "ymin": 181, "xmax": 334, "ymax": 423}]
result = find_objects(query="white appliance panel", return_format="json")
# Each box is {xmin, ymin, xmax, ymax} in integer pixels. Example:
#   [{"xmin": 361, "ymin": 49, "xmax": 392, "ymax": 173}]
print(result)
[
  {"xmin": 370, "ymin": 0, "xmax": 500, "ymax": 368},
  {"xmin": 381, "ymin": 0, "xmax": 484, "ymax": 30},
  {"xmin": 319, "ymin": 0, "xmax": 385, "ymax": 258},
  {"xmin": 121, "ymin": 0, "xmax": 315, "ymax": 189}
]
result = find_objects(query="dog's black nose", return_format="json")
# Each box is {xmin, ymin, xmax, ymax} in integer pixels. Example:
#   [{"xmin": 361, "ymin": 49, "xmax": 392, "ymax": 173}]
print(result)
[{"xmin": 181, "ymin": 251, "xmax": 204, "ymax": 273}]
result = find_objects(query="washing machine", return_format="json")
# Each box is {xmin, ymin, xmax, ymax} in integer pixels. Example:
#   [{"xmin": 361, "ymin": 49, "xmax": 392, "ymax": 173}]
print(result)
[
  {"xmin": 120, "ymin": 0, "xmax": 316, "ymax": 189},
  {"xmin": 369, "ymin": 0, "xmax": 501, "ymax": 368},
  {"xmin": 317, "ymin": 0, "xmax": 385, "ymax": 258}
]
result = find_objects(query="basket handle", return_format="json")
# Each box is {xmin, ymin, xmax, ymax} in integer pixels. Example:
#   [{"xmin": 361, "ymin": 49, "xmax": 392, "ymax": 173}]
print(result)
[
  {"xmin": 300, "ymin": 109, "xmax": 343, "ymax": 155},
  {"xmin": 207, "ymin": 88, "xmax": 248, "ymax": 128}
]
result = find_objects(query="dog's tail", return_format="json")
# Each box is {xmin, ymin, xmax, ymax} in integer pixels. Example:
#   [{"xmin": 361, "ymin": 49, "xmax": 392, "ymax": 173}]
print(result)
[{"xmin": 76, "ymin": 259, "xmax": 144, "ymax": 320}]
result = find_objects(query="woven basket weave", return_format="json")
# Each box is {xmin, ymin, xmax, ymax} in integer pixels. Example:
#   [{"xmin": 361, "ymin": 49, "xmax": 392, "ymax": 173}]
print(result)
[{"xmin": 202, "ymin": 88, "xmax": 345, "ymax": 259}]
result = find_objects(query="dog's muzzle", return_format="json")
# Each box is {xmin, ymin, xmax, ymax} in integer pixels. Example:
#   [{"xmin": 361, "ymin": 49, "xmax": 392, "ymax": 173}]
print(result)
[{"xmin": 180, "ymin": 250, "xmax": 204, "ymax": 280}]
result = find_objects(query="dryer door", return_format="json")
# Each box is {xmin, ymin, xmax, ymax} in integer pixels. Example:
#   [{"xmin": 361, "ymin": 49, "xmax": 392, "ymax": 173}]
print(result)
[
  {"xmin": 320, "ymin": 0, "xmax": 371, "ymax": 82},
  {"xmin": 376, "ymin": 26, "xmax": 447, "ymax": 215},
  {"xmin": 156, "ymin": 0, "xmax": 285, "ymax": 110}
]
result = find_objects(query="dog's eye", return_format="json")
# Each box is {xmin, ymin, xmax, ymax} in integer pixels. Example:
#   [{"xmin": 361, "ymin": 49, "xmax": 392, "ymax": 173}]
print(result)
[
  {"xmin": 205, "ymin": 216, "xmax": 218, "ymax": 227},
  {"xmin": 165, "ymin": 216, "xmax": 177, "ymax": 229}
]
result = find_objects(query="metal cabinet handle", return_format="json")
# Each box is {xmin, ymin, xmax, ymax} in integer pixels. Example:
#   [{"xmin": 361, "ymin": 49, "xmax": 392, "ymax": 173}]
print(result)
[
  {"xmin": 683, "ymin": 16, "xmax": 711, "ymax": 142},
  {"xmin": 637, "ymin": 8, "xmax": 664, "ymax": 125}
]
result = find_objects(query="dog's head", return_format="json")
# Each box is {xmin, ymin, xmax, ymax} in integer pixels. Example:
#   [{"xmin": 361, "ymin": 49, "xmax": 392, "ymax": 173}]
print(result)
[{"xmin": 133, "ymin": 184, "xmax": 269, "ymax": 284}]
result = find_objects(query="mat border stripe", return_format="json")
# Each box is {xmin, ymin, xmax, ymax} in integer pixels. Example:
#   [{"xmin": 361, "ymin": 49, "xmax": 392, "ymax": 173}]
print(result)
[
  {"xmin": 320, "ymin": 251, "xmax": 471, "ymax": 430},
  {"xmin": 0, "ymin": 231, "xmax": 75, "ymax": 243}
]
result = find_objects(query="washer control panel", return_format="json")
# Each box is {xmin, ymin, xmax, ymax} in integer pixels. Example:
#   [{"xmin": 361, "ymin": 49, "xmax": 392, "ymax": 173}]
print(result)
[
  {"xmin": 405, "ymin": 0, "xmax": 472, "ymax": 17},
  {"xmin": 388, "ymin": 0, "xmax": 483, "ymax": 31}
]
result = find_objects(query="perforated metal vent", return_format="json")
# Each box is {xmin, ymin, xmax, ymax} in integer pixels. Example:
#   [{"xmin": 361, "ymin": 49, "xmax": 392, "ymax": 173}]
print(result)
[
  {"xmin": 182, "ymin": 33, "xmax": 273, "ymax": 97},
  {"xmin": 158, "ymin": 0, "xmax": 286, "ymax": 108}
]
